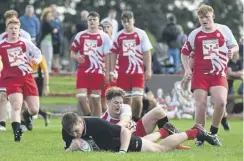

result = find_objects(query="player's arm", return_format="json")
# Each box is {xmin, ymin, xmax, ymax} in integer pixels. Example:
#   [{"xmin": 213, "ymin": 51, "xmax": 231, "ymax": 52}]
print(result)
[
  {"xmin": 143, "ymin": 50, "xmax": 152, "ymax": 80},
  {"xmin": 117, "ymin": 116, "xmax": 131, "ymax": 127},
  {"xmin": 62, "ymin": 129, "xmax": 74, "ymax": 151},
  {"xmin": 26, "ymin": 38, "xmax": 42, "ymax": 64},
  {"xmin": 228, "ymin": 67, "xmax": 244, "ymax": 79},
  {"xmin": 119, "ymin": 126, "xmax": 132, "ymax": 153}
]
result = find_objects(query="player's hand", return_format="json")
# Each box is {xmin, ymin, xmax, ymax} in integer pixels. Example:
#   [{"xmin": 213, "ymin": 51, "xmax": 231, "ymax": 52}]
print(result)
[
  {"xmin": 184, "ymin": 69, "xmax": 192, "ymax": 80},
  {"xmin": 145, "ymin": 70, "xmax": 152, "ymax": 81},
  {"xmin": 76, "ymin": 55, "xmax": 85, "ymax": 64},
  {"xmin": 228, "ymin": 48, "xmax": 234, "ymax": 59},
  {"xmin": 110, "ymin": 71, "xmax": 118, "ymax": 83}
]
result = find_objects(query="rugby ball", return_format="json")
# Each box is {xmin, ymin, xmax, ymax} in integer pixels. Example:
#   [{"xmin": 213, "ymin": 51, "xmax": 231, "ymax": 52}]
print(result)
[{"xmin": 78, "ymin": 139, "xmax": 92, "ymax": 152}]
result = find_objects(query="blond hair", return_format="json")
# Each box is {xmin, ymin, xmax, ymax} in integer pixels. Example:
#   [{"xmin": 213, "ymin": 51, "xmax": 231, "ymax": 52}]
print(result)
[
  {"xmin": 4, "ymin": 10, "xmax": 18, "ymax": 19},
  {"xmin": 40, "ymin": 7, "xmax": 52, "ymax": 21},
  {"xmin": 197, "ymin": 5, "xmax": 214, "ymax": 16},
  {"xmin": 6, "ymin": 18, "xmax": 21, "ymax": 27}
]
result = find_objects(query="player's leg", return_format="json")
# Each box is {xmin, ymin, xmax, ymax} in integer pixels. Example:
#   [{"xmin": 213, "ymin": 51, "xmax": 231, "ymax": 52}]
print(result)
[
  {"xmin": 0, "ymin": 91, "xmax": 8, "ymax": 131},
  {"xmin": 117, "ymin": 73, "xmax": 132, "ymax": 106},
  {"xmin": 131, "ymin": 74, "xmax": 145, "ymax": 121},
  {"xmin": 90, "ymin": 73, "xmax": 105, "ymax": 116},
  {"xmin": 141, "ymin": 107, "xmax": 168, "ymax": 134},
  {"xmin": 76, "ymin": 70, "xmax": 90, "ymax": 116},
  {"xmin": 8, "ymin": 93, "xmax": 23, "ymax": 141}
]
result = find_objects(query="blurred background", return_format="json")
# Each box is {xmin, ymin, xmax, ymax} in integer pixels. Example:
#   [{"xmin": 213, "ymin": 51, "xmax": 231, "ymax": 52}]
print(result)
[{"xmin": 0, "ymin": 0, "xmax": 243, "ymax": 120}]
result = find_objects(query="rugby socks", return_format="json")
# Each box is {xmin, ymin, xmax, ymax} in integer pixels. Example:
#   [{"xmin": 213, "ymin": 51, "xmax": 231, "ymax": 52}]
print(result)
[
  {"xmin": 185, "ymin": 129, "xmax": 199, "ymax": 140},
  {"xmin": 157, "ymin": 116, "xmax": 169, "ymax": 128},
  {"xmin": 11, "ymin": 122, "xmax": 20, "ymax": 133},
  {"xmin": 210, "ymin": 125, "xmax": 218, "ymax": 135},
  {"xmin": 0, "ymin": 121, "xmax": 6, "ymax": 127},
  {"xmin": 38, "ymin": 109, "xmax": 47, "ymax": 118},
  {"xmin": 158, "ymin": 128, "xmax": 169, "ymax": 139}
]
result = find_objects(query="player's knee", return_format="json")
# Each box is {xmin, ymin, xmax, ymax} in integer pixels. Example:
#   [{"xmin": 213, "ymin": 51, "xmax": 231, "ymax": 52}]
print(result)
[
  {"xmin": 0, "ymin": 92, "xmax": 7, "ymax": 103},
  {"xmin": 152, "ymin": 106, "xmax": 166, "ymax": 118},
  {"xmin": 213, "ymin": 99, "xmax": 226, "ymax": 109},
  {"xmin": 195, "ymin": 100, "xmax": 207, "ymax": 109},
  {"xmin": 90, "ymin": 93, "xmax": 101, "ymax": 99},
  {"xmin": 76, "ymin": 92, "xmax": 87, "ymax": 100}
]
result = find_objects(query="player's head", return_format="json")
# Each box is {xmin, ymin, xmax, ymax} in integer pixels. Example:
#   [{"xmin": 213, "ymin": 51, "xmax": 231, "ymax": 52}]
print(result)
[
  {"xmin": 4, "ymin": 10, "xmax": 18, "ymax": 20},
  {"xmin": 121, "ymin": 11, "xmax": 135, "ymax": 32},
  {"xmin": 87, "ymin": 11, "xmax": 100, "ymax": 30},
  {"xmin": 197, "ymin": 5, "xmax": 215, "ymax": 30},
  {"xmin": 6, "ymin": 18, "xmax": 21, "ymax": 39},
  {"xmin": 102, "ymin": 21, "xmax": 112, "ymax": 37},
  {"xmin": 105, "ymin": 87, "xmax": 125, "ymax": 114},
  {"xmin": 62, "ymin": 112, "xmax": 84, "ymax": 138}
]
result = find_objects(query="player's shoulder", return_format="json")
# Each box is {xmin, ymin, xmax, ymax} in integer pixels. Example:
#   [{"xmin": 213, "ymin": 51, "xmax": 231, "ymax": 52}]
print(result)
[
  {"xmin": 76, "ymin": 30, "xmax": 88, "ymax": 37},
  {"xmin": 189, "ymin": 27, "xmax": 202, "ymax": 36},
  {"xmin": 134, "ymin": 27, "xmax": 146, "ymax": 34},
  {"xmin": 122, "ymin": 104, "xmax": 132, "ymax": 109},
  {"xmin": 216, "ymin": 23, "xmax": 231, "ymax": 32}
]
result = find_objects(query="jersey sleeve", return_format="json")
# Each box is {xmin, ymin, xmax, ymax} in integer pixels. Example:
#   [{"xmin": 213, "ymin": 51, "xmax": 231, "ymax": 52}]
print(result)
[
  {"xmin": 110, "ymin": 33, "xmax": 120, "ymax": 54},
  {"xmin": 223, "ymin": 25, "xmax": 238, "ymax": 48},
  {"xmin": 24, "ymin": 38, "xmax": 42, "ymax": 61},
  {"xmin": 181, "ymin": 31, "xmax": 195, "ymax": 56},
  {"xmin": 70, "ymin": 32, "xmax": 82, "ymax": 53},
  {"xmin": 141, "ymin": 31, "xmax": 153, "ymax": 52},
  {"xmin": 120, "ymin": 104, "xmax": 132, "ymax": 118}
]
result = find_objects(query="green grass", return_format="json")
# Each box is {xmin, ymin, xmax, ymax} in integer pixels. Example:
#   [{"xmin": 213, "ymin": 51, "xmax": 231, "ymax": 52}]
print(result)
[
  {"xmin": 40, "ymin": 96, "xmax": 77, "ymax": 105},
  {"xmin": 0, "ymin": 119, "xmax": 242, "ymax": 161},
  {"xmin": 49, "ymin": 76, "xmax": 76, "ymax": 93}
]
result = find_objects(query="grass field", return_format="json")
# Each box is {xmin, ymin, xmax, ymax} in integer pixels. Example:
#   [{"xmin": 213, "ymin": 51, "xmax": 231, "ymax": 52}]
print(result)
[{"xmin": 0, "ymin": 119, "xmax": 242, "ymax": 161}]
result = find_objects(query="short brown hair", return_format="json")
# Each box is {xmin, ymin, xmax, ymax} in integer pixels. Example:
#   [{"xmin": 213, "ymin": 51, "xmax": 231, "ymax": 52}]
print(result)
[
  {"xmin": 105, "ymin": 87, "xmax": 125, "ymax": 101},
  {"xmin": 121, "ymin": 11, "xmax": 134, "ymax": 21},
  {"xmin": 4, "ymin": 10, "xmax": 18, "ymax": 19},
  {"xmin": 88, "ymin": 11, "xmax": 100, "ymax": 19},
  {"xmin": 6, "ymin": 18, "xmax": 21, "ymax": 27},
  {"xmin": 62, "ymin": 112, "xmax": 79, "ymax": 134},
  {"xmin": 197, "ymin": 5, "xmax": 214, "ymax": 16}
]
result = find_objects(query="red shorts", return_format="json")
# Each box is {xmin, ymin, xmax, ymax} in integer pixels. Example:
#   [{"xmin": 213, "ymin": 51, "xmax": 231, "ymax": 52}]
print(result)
[
  {"xmin": 117, "ymin": 73, "xmax": 144, "ymax": 91},
  {"xmin": 76, "ymin": 70, "xmax": 104, "ymax": 90},
  {"xmin": 134, "ymin": 119, "xmax": 146, "ymax": 137},
  {"xmin": 3, "ymin": 74, "xmax": 38, "ymax": 96},
  {"xmin": 0, "ymin": 76, "xmax": 6, "ymax": 92},
  {"xmin": 191, "ymin": 73, "xmax": 228, "ymax": 91}
]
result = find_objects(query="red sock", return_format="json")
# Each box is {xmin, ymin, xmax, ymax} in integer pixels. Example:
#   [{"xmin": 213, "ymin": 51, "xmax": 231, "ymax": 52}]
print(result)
[
  {"xmin": 158, "ymin": 128, "xmax": 169, "ymax": 139},
  {"xmin": 185, "ymin": 129, "xmax": 199, "ymax": 140}
]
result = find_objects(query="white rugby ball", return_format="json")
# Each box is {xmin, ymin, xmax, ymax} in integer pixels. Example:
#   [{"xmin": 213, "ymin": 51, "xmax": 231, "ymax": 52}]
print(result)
[{"xmin": 78, "ymin": 139, "xmax": 92, "ymax": 152}]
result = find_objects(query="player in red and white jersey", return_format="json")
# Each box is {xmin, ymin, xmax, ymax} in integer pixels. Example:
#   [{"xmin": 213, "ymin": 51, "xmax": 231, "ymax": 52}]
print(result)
[
  {"xmin": 101, "ymin": 87, "xmax": 175, "ymax": 138},
  {"xmin": 0, "ymin": 10, "xmax": 32, "ymax": 132},
  {"xmin": 181, "ymin": 5, "xmax": 238, "ymax": 146},
  {"xmin": 71, "ymin": 12, "xmax": 112, "ymax": 117},
  {"xmin": 100, "ymin": 86, "xmax": 192, "ymax": 149},
  {"xmin": 0, "ymin": 18, "xmax": 42, "ymax": 141},
  {"xmin": 108, "ymin": 11, "xmax": 152, "ymax": 122}
]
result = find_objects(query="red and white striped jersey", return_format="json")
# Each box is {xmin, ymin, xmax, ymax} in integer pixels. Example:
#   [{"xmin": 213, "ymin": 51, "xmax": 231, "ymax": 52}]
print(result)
[
  {"xmin": 101, "ymin": 104, "xmax": 132, "ymax": 124},
  {"xmin": 110, "ymin": 27, "xmax": 152, "ymax": 74},
  {"xmin": 181, "ymin": 24, "xmax": 238, "ymax": 77},
  {"xmin": 71, "ymin": 30, "xmax": 112, "ymax": 74}
]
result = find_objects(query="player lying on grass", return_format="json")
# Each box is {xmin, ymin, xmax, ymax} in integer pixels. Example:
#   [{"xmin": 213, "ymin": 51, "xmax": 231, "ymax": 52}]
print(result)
[
  {"xmin": 101, "ymin": 86, "xmax": 188, "ymax": 148},
  {"xmin": 62, "ymin": 112, "xmax": 220, "ymax": 153}
]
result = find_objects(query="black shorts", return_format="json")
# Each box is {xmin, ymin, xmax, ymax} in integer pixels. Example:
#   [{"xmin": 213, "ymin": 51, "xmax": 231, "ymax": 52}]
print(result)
[
  {"xmin": 53, "ymin": 43, "xmax": 61, "ymax": 55},
  {"xmin": 110, "ymin": 135, "xmax": 142, "ymax": 152}
]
